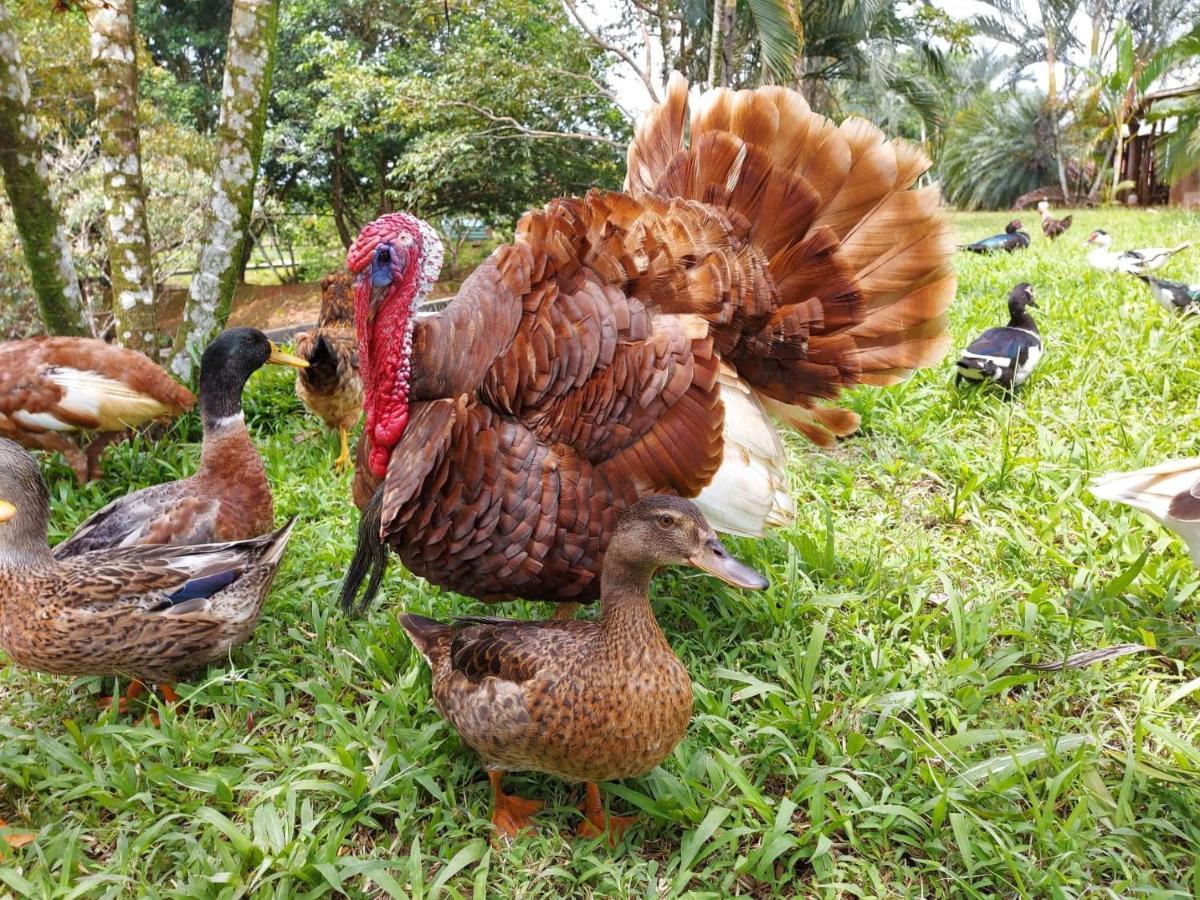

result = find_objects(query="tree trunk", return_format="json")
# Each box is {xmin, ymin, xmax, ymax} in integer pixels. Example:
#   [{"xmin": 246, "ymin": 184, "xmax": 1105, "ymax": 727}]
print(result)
[
  {"xmin": 656, "ymin": 0, "xmax": 672, "ymax": 82},
  {"xmin": 330, "ymin": 126, "xmax": 354, "ymax": 249},
  {"xmin": 83, "ymin": 0, "xmax": 157, "ymax": 352},
  {"xmin": 170, "ymin": 0, "xmax": 280, "ymax": 382},
  {"xmin": 720, "ymin": 0, "xmax": 737, "ymax": 87},
  {"xmin": 1045, "ymin": 37, "xmax": 1071, "ymax": 201},
  {"xmin": 0, "ymin": 5, "xmax": 89, "ymax": 336},
  {"xmin": 706, "ymin": 0, "xmax": 722, "ymax": 89},
  {"xmin": 1111, "ymin": 126, "xmax": 1125, "ymax": 201}
]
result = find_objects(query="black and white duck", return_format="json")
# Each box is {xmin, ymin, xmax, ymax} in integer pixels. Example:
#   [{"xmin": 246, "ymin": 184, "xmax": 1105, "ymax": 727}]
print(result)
[
  {"xmin": 1136, "ymin": 274, "xmax": 1200, "ymax": 314},
  {"xmin": 955, "ymin": 283, "xmax": 1042, "ymax": 390},
  {"xmin": 962, "ymin": 220, "xmax": 1030, "ymax": 254},
  {"xmin": 1085, "ymin": 230, "xmax": 1191, "ymax": 274}
]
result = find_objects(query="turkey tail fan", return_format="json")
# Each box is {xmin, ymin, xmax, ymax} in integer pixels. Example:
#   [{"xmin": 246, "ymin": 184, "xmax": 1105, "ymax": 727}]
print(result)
[
  {"xmin": 625, "ymin": 72, "xmax": 955, "ymax": 448},
  {"xmin": 340, "ymin": 486, "xmax": 389, "ymax": 616}
]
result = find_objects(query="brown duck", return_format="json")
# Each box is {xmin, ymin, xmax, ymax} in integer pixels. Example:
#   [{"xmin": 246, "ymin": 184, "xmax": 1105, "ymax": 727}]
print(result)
[
  {"xmin": 400, "ymin": 496, "xmax": 768, "ymax": 841},
  {"xmin": 0, "ymin": 438, "xmax": 295, "ymax": 714},
  {"xmin": 0, "ymin": 336, "xmax": 194, "ymax": 483},
  {"xmin": 54, "ymin": 328, "xmax": 307, "ymax": 558}
]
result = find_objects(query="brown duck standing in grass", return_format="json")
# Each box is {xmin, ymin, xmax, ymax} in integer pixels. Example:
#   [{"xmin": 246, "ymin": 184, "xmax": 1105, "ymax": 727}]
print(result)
[
  {"xmin": 400, "ymin": 496, "xmax": 768, "ymax": 842},
  {"xmin": 0, "ymin": 337, "xmax": 195, "ymax": 483},
  {"xmin": 0, "ymin": 438, "xmax": 296, "ymax": 716},
  {"xmin": 54, "ymin": 328, "xmax": 307, "ymax": 558}
]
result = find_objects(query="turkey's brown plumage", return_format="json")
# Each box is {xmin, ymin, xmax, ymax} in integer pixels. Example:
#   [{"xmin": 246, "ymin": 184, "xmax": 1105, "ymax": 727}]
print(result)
[
  {"xmin": 345, "ymin": 74, "xmax": 955, "ymax": 610},
  {"xmin": 294, "ymin": 271, "xmax": 362, "ymax": 469}
]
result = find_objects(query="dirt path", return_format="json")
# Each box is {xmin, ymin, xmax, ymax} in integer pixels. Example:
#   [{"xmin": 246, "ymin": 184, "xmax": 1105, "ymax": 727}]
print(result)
[{"xmin": 157, "ymin": 278, "xmax": 461, "ymax": 335}]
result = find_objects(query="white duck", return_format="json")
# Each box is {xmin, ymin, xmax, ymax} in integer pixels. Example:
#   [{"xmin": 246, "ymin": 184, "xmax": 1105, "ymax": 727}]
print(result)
[
  {"xmin": 1085, "ymin": 230, "xmax": 1191, "ymax": 275},
  {"xmin": 1091, "ymin": 459, "xmax": 1200, "ymax": 566}
]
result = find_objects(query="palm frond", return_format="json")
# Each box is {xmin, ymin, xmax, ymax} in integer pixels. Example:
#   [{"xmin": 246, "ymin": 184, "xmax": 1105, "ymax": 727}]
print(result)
[{"xmin": 744, "ymin": 0, "xmax": 800, "ymax": 84}]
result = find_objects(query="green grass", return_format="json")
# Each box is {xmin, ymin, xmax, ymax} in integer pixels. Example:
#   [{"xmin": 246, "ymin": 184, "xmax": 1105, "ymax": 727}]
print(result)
[{"xmin": 3, "ymin": 208, "xmax": 1200, "ymax": 897}]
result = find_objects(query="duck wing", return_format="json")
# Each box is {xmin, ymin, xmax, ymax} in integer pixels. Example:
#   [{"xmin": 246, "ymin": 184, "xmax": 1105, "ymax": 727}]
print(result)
[
  {"xmin": 51, "ymin": 520, "xmax": 295, "ymax": 613},
  {"xmin": 448, "ymin": 616, "xmax": 589, "ymax": 685},
  {"xmin": 53, "ymin": 481, "xmax": 220, "ymax": 559}
]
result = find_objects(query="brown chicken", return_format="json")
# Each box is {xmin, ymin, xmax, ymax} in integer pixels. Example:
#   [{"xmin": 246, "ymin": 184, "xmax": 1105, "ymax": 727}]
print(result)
[
  {"xmin": 342, "ymin": 73, "xmax": 956, "ymax": 613},
  {"xmin": 0, "ymin": 337, "xmax": 194, "ymax": 482},
  {"xmin": 294, "ymin": 271, "xmax": 362, "ymax": 470},
  {"xmin": 1037, "ymin": 200, "xmax": 1072, "ymax": 240}
]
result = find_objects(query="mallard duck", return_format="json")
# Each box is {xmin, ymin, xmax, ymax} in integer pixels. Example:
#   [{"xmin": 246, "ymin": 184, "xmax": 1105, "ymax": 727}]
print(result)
[
  {"xmin": 0, "ymin": 337, "xmax": 195, "ymax": 483},
  {"xmin": 294, "ymin": 271, "xmax": 362, "ymax": 472},
  {"xmin": 400, "ymin": 496, "xmax": 768, "ymax": 841},
  {"xmin": 54, "ymin": 328, "xmax": 307, "ymax": 558},
  {"xmin": 1036, "ymin": 201, "xmax": 1072, "ymax": 240},
  {"xmin": 1085, "ymin": 230, "xmax": 1191, "ymax": 274},
  {"xmin": 1136, "ymin": 274, "xmax": 1200, "ymax": 314},
  {"xmin": 1090, "ymin": 458, "xmax": 1200, "ymax": 566},
  {"xmin": 0, "ymin": 438, "xmax": 296, "ymax": 714},
  {"xmin": 962, "ymin": 220, "xmax": 1030, "ymax": 253},
  {"xmin": 955, "ymin": 283, "xmax": 1042, "ymax": 390}
]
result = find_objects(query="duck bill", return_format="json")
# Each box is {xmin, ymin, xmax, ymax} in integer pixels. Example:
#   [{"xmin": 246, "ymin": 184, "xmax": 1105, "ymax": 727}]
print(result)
[
  {"xmin": 0, "ymin": 500, "xmax": 15, "ymax": 524},
  {"xmin": 268, "ymin": 342, "xmax": 309, "ymax": 369},
  {"xmin": 688, "ymin": 535, "xmax": 769, "ymax": 590}
]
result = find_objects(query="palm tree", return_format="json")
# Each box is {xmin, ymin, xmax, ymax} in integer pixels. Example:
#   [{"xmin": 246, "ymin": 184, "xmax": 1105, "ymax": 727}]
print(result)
[
  {"xmin": 1082, "ymin": 20, "xmax": 1200, "ymax": 201},
  {"xmin": 971, "ymin": 0, "xmax": 1085, "ymax": 200}
]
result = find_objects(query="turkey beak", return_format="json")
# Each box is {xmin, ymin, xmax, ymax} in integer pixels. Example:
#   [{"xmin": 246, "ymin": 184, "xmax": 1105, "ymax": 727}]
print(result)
[
  {"xmin": 0, "ymin": 500, "xmax": 15, "ymax": 524},
  {"xmin": 267, "ymin": 342, "xmax": 309, "ymax": 369},
  {"xmin": 688, "ymin": 534, "xmax": 768, "ymax": 590},
  {"xmin": 367, "ymin": 244, "xmax": 403, "ymax": 325}
]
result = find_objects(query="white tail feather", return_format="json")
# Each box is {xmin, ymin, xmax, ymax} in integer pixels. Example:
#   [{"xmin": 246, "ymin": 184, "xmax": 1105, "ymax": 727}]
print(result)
[
  {"xmin": 694, "ymin": 371, "xmax": 794, "ymax": 537},
  {"xmin": 45, "ymin": 367, "xmax": 179, "ymax": 430},
  {"xmin": 1090, "ymin": 458, "xmax": 1200, "ymax": 522}
]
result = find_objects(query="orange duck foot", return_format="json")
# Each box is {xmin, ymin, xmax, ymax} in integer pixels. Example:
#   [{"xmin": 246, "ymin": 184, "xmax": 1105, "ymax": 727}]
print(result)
[
  {"xmin": 0, "ymin": 818, "xmax": 34, "ymax": 849},
  {"xmin": 575, "ymin": 782, "xmax": 637, "ymax": 845},
  {"xmin": 98, "ymin": 680, "xmax": 179, "ymax": 721},
  {"xmin": 488, "ymin": 771, "xmax": 543, "ymax": 840},
  {"xmin": 98, "ymin": 679, "xmax": 147, "ymax": 714}
]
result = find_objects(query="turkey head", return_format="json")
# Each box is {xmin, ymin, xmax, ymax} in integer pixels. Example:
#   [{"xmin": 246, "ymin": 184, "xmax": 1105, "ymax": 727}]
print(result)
[{"xmin": 348, "ymin": 213, "xmax": 444, "ymax": 478}]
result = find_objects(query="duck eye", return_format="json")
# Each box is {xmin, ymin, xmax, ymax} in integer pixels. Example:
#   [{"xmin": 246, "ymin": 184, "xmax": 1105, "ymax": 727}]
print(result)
[{"xmin": 657, "ymin": 514, "xmax": 673, "ymax": 528}]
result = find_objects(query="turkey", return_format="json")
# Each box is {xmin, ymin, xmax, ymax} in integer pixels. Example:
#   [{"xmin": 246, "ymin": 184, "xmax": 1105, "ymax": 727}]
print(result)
[
  {"xmin": 294, "ymin": 271, "xmax": 363, "ymax": 470},
  {"xmin": 341, "ymin": 73, "xmax": 956, "ymax": 614}
]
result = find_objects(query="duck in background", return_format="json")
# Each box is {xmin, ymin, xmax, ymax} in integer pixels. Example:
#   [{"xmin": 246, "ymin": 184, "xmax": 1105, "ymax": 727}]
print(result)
[
  {"xmin": 1085, "ymin": 229, "xmax": 1191, "ymax": 274},
  {"xmin": 955, "ymin": 283, "xmax": 1042, "ymax": 391},
  {"xmin": 1037, "ymin": 200, "xmax": 1072, "ymax": 240},
  {"xmin": 1091, "ymin": 458, "xmax": 1200, "ymax": 568},
  {"xmin": 399, "ymin": 497, "xmax": 767, "ymax": 843},
  {"xmin": 1136, "ymin": 274, "xmax": 1200, "ymax": 314},
  {"xmin": 54, "ymin": 328, "xmax": 308, "ymax": 558},
  {"xmin": 0, "ymin": 337, "xmax": 194, "ymax": 483},
  {"xmin": 0, "ymin": 438, "xmax": 296, "ymax": 717},
  {"xmin": 962, "ymin": 220, "xmax": 1030, "ymax": 254}
]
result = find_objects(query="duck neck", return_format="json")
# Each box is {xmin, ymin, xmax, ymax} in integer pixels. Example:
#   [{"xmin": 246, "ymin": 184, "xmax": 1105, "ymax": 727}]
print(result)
[
  {"xmin": 598, "ymin": 555, "xmax": 666, "ymax": 643},
  {"xmin": 0, "ymin": 511, "xmax": 54, "ymax": 572},
  {"xmin": 1007, "ymin": 309, "xmax": 1038, "ymax": 333},
  {"xmin": 198, "ymin": 367, "xmax": 257, "ymax": 471}
]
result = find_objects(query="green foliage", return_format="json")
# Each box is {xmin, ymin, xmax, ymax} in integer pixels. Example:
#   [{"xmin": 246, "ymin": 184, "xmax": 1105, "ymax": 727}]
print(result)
[
  {"xmin": 268, "ymin": 0, "xmax": 627, "ymax": 239},
  {"xmin": 137, "ymin": 0, "xmax": 233, "ymax": 131},
  {"xmin": 939, "ymin": 91, "xmax": 1060, "ymax": 210},
  {"xmin": 4, "ymin": 209, "xmax": 1200, "ymax": 894}
]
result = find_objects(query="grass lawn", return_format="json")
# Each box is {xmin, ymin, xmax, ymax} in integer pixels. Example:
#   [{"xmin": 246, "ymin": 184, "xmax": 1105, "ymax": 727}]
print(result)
[{"xmin": 4, "ymin": 208, "xmax": 1200, "ymax": 898}]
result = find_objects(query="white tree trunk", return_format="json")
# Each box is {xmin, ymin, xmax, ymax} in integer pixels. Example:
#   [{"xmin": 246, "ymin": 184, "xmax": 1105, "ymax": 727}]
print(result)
[
  {"xmin": 83, "ymin": 0, "xmax": 157, "ymax": 352},
  {"xmin": 0, "ymin": 4, "xmax": 89, "ymax": 335},
  {"xmin": 170, "ymin": 0, "xmax": 280, "ymax": 381}
]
